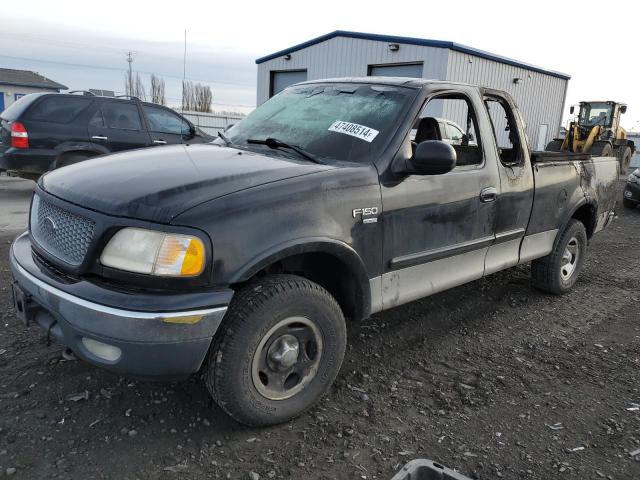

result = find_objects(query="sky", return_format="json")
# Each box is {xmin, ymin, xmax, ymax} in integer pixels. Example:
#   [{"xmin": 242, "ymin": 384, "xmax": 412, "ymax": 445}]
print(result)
[{"xmin": 2, "ymin": 0, "xmax": 639, "ymax": 128}]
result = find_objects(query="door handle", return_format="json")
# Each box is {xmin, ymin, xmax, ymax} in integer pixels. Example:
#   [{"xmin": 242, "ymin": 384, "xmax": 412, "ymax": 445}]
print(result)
[
  {"xmin": 91, "ymin": 135, "xmax": 108, "ymax": 141},
  {"xmin": 480, "ymin": 187, "xmax": 498, "ymax": 203},
  {"xmin": 153, "ymin": 140, "xmax": 167, "ymax": 145}
]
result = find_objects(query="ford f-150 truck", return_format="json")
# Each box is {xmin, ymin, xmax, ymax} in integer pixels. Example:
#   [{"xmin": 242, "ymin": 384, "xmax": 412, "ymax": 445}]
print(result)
[{"xmin": 10, "ymin": 78, "xmax": 619, "ymax": 426}]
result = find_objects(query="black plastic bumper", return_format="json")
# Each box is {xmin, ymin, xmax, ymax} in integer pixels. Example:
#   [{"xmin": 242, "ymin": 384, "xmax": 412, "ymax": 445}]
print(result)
[
  {"xmin": 0, "ymin": 148, "xmax": 57, "ymax": 175},
  {"xmin": 10, "ymin": 232, "xmax": 232, "ymax": 380},
  {"xmin": 624, "ymin": 181, "xmax": 640, "ymax": 204}
]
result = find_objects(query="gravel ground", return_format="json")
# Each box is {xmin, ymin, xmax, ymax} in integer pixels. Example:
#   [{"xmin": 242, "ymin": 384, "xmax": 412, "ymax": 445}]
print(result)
[{"xmin": 0, "ymin": 180, "xmax": 638, "ymax": 479}]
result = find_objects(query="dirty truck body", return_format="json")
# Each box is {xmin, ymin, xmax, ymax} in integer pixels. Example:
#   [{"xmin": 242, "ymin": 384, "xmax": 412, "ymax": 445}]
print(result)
[{"xmin": 10, "ymin": 78, "xmax": 619, "ymax": 426}]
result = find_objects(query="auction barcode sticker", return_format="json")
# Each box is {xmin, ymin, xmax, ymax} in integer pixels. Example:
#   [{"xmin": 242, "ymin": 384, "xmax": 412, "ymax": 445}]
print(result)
[{"xmin": 328, "ymin": 121, "xmax": 379, "ymax": 143}]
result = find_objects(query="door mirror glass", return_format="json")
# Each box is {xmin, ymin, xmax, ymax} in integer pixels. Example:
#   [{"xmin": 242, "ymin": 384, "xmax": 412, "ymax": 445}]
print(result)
[
  {"xmin": 620, "ymin": 105, "xmax": 627, "ymax": 114},
  {"xmin": 408, "ymin": 140, "xmax": 457, "ymax": 175},
  {"xmin": 182, "ymin": 124, "xmax": 195, "ymax": 137},
  {"xmin": 570, "ymin": 106, "xmax": 575, "ymax": 115}
]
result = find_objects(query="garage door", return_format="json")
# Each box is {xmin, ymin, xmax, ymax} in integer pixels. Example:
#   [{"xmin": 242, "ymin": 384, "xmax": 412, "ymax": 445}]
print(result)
[
  {"xmin": 368, "ymin": 63, "xmax": 423, "ymax": 78},
  {"xmin": 270, "ymin": 70, "xmax": 307, "ymax": 97}
]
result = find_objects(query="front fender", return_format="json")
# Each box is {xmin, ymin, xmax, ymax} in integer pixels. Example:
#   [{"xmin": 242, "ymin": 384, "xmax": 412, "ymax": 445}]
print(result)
[{"xmin": 230, "ymin": 237, "xmax": 372, "ymax": 318}]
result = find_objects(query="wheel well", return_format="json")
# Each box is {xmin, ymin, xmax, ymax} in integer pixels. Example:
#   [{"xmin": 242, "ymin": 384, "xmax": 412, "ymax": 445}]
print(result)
[
  {"xmin": 56, "ymin": 150, "xmax": 96, "ymax": 166},
  {"xmin": 571, "ymin": 204, "xmax": 596, "ymax": 238},
  {"xmin": 237, "ymin": 252, "xmax": 367, "ymax": 321}
]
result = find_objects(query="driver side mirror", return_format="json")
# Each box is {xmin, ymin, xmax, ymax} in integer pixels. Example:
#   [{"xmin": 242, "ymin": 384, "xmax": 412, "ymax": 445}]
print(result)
[
  {"xmin": 621, "ymin": 105, "xmax": 627, "ymax": 114},
  {"xmin": 570, "ymin": 106, "xmax": 575, "ymax": 115},
  {"xmin": 406, "ymin": 140, "xmax": 457, "ymax": 175},
  {"xmin": 182, "ymin": 124, "xmax": 196, "ymax": 137}
]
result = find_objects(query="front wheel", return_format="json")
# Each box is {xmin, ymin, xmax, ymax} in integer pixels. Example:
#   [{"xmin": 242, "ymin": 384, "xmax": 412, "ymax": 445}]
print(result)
[
  {"xmin": 205, "ymin": 274, "xmax": 347, "ymax": 426},
  {"xmin": 623, "ymin": 198, "xmax": 637, "ymax": 209},
  {"xmin": 531, "ymin": 219, "xmax": 587, "ymax": 295}
]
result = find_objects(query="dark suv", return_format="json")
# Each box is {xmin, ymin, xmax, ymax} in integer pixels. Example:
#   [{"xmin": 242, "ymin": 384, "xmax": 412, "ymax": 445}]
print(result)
[{"xmin": 0, "ymin": 92, "xmax": 212, "ymax": 179}]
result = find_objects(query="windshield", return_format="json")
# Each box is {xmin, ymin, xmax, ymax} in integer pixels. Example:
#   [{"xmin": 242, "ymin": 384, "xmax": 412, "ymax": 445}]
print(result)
[
  {"xmin": 578, "ymin": 102, "xmax": 613, "ymax": 127},
  {"xmin": 224, "ymin": 83, "xmax": 417, "ymax": 163}
]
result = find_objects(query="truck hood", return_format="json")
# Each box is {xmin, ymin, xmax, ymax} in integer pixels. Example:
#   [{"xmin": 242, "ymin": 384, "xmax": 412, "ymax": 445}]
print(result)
[{"xmin": 40, "ymin": 144, "xmax": 333, "ymax": 223}]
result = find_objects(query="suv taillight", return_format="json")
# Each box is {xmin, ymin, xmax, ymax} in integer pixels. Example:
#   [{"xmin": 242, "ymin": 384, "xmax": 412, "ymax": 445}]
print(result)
[{"xmin": 11, "ymin": 121, "xmax": 29, "ymax": 149}]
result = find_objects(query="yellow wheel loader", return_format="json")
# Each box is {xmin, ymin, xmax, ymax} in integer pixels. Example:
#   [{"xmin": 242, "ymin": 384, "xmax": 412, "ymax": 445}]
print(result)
[{"xmin": 547, "ymin": 101, "xmax": 635, "ymax": 173}]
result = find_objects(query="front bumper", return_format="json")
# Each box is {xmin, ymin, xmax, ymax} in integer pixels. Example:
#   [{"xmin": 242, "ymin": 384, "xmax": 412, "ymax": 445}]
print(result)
[
  {"xmin": 10, "ymin": 232, "xmax": 231, "ymax": 380},
  {"xmin": 624, "ymin": 181, "xmax": 640, "ymax": 204}
]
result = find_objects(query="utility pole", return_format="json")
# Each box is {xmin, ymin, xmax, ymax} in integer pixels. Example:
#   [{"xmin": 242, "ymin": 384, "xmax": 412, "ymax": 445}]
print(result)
[
  {"xmin": 183, "ymin": 30, "xmax": 187, "ymax": 83},
  {"xmin": 126, "ymin": 51, "xmax": 135, "ymax": 97},
  {"xmin": 182, "ymin": 30, "xmax": 187, "ymax": 110}
]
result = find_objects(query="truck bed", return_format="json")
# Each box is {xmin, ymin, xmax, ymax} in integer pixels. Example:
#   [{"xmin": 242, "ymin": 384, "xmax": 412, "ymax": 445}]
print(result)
[{"xmin": 527, "ymin": 153, "xmax": 619, "ymax": 239}]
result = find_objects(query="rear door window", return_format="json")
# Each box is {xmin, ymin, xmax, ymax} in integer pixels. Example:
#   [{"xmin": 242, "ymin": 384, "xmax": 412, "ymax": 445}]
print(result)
[
  {"xmin": 102, "ymin": 102, "xmax": 142, "ymax": 130},
  {"xmin": 143, "ymin": 106, "xmax": 189, "ymax": 135},
  {"xmin": 26, "ymin": 96, "xmax": 92, "ymax": 123}
]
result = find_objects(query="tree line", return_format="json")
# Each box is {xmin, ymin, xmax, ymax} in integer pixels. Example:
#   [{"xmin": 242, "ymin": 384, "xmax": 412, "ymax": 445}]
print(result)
[{"xmin": 124, "ymin": 73, "xmax": 212, "ymax": 112}]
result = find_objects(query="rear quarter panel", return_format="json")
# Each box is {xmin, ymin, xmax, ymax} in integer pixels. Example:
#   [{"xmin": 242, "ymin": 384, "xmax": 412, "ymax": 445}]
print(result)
[
  {"xmin": 579, "ymin": 156, "xmax": 619, "ymax": 233},
  {"xmin": 528, "ymin": 156, "xmax": 618, "ymax": 236}
]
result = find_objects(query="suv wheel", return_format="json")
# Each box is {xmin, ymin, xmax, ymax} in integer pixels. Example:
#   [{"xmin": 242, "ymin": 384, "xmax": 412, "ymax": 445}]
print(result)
[
  {"xmin": 531, "ymin": 219, "xmax": 587, "ymax": 294},
  {"xmin": 55, "ymin": 152, "xmax": 94, "ymax": 169},
  {"xmin": 205, "ymin": 274, "xmax": 347, "ymax": 426}
]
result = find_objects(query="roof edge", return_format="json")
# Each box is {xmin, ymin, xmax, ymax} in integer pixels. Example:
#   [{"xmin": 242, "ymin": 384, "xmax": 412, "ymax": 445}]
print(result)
[
  {"xmin": 0, "ymin": 80, "xmax": 68, "ymax": 90},
  {"xmin": 255, "ymin": 30, "xmax": 571, "ymax": 80}
]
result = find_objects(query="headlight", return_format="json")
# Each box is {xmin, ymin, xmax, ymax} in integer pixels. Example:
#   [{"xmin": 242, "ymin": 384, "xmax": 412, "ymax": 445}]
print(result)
[
  {"xmin": 100, "ymin": 228, "xmax": 205, "ymax": 277},
  {"xmin": 629, "ymin": 174, "xmax": 639, "ymax": 184}
]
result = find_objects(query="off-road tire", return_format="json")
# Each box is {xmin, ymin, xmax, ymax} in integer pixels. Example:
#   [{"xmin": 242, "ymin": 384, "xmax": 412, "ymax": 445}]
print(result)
[
  {"xmin": 205, "ymin": 274, "xmax": 347, "ymax": 426},
  {"xmin": 590, "ymin": 141, "xmax": 613, "ymax": 157},
  {"xmin": 623, "ymin": 198, "xmax": 636, "ymax": 209},
  {"xmin": 531, "ymin": 219, "xmax": 587, "ymax": 295},
  {"xmin": 545, "ymin": 140, "xmax": 564, "ymax": 152},
  {"xmin": 617, "ymin": 146, "xmax": 632, "ymax": 175}
]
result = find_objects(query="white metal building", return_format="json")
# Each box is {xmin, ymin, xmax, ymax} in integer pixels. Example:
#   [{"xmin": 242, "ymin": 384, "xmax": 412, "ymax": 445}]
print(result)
[{"xmin": 255, "ymin": 31, "xmax": 570, "ymax": 150}]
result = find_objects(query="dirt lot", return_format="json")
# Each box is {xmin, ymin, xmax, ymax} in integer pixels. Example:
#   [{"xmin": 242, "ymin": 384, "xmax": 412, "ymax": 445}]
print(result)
[{"xmin": 0, "ymin": 177, "xmax": 638, "ymax": 479}]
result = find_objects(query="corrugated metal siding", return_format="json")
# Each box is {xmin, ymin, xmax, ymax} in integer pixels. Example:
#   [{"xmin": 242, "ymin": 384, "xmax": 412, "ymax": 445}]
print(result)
[
  {"xmin": 257, "ymin": 37, "xmax": 449, "ymax": 105},
  {"xmin": 256, "ymin": 38, "xmax": 568, "ymax": 149},
  {"xmin": 446, "ymin": 51, "xmax": 567, "ymax": 148}
]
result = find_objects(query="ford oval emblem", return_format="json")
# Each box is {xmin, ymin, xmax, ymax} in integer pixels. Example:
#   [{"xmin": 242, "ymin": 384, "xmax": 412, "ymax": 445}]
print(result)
[{"xmin": 42, "ymin": 216, "xmax": 58, "ymax": 236}]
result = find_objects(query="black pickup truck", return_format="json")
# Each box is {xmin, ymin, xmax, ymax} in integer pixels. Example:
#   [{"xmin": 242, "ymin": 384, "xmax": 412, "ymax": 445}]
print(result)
[{"xmin": 10, "ymin": 78, "xmax": 619, "ymax": 426}]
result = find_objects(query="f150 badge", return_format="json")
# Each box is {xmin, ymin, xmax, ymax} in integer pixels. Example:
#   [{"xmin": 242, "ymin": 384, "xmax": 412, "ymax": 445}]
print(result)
[{"xmin": 352, "ymin": 207, "xmax": 379, "ymax": 224}]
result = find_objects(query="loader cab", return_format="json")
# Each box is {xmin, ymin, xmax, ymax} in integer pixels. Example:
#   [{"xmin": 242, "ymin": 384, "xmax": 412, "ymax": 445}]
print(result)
[
  {"xmin": 577, "ymin": 101, "xmax": 615, "ymax": 128},
  {"xmin": 576, "ymin": 101, "xmax": 626, "ymax": 135}
]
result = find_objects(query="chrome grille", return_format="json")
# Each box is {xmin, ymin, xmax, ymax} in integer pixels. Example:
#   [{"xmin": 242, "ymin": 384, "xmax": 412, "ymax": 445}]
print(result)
[{"xmin": 30, "ymin": 195, "xmax": 95, "ymax": 266}]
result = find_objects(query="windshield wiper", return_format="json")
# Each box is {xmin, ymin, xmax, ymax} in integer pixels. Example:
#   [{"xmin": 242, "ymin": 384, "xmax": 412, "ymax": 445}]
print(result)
[
  {"xmin": 217, "ymin": 131, "xmax": 233, "ymax": 146},
  {"xmin": 246, "ymin": 137, "xmax": 324, "ymax": 164}
]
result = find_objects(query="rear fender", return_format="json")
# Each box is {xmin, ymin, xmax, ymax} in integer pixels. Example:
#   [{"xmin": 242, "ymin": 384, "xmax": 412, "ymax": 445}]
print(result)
[{"xmin": 51, "ymin": 142, "xmax": 110, "ymax": 169}]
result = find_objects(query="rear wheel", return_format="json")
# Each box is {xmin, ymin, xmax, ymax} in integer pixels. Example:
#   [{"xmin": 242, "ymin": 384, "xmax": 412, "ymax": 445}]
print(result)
[
  {"xmin": 590, "ymin": 141, "xmax": 613, "ymax": 157},
  {"xmin": 54, "ymin": 152, "xmax": 94, "ymax": 170},
  {"xmin": 531, "ymin": 219, "xmax": 587, "ymax": 295},
  {"xmin": 617, "ymin": 146, "xmax": 632, "ymax": 174},
  {"xmin": 205, "ymin": 274, "xmax": 347, "ymax": 426},
  {"xmin": 545, "ymin": 140, "xmax": 564, "ymax": 152}
]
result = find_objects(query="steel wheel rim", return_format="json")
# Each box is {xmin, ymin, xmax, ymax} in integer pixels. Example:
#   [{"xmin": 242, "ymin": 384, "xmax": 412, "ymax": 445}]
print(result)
[
  {"xmin": 560, "ymin": 236, "xmax": 579, "ymax": 280},
  {"xmin": 251, "ymin": 316, "xmax": 323, "ymax": 401}
]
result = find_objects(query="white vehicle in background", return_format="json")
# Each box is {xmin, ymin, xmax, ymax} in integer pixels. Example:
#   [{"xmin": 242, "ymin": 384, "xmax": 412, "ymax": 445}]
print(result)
[{"xmin": 410, "ymin": 117, "xmax": 476, "ymax": 146}]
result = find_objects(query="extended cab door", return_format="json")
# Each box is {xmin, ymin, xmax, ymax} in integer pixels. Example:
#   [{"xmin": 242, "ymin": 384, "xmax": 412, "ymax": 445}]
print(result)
[
  {"xmin": 87, "ymin": 100, "xmax": 151, "ymax": 152},
  {"xmin": 378, "ymin": 86, "xmax": 501, "ymax": 309},
  {"xmin": 142, "ymin": 104, "xmax": 194, "ymax": 146},
  {"xmin": 481, "ymin": 90, "xmax": 535, "ymax": 273}
]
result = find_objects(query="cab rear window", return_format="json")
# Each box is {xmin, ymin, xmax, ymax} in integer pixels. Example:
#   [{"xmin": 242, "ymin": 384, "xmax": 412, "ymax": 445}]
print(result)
[{"xmin": 26, "ymin": 96, "xmax": 93, "ymax": 124}]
